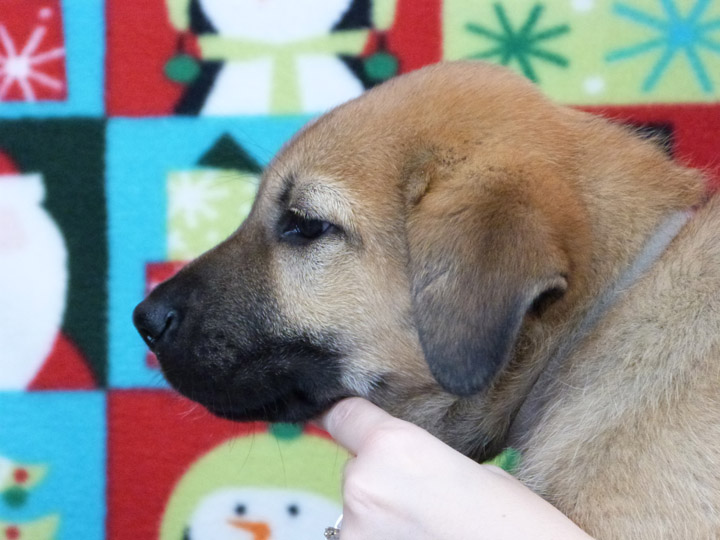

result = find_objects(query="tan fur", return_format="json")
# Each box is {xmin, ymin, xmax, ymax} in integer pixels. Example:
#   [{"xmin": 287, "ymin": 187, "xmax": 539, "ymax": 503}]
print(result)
[{"xmin": 149, "ymin": 62, "xmax": 720, "ymax": 538}]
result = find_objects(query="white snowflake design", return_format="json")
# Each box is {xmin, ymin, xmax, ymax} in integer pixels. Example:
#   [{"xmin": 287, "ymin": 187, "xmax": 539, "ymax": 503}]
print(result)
[
  {"xmin": 167, "ymin": 230, "xmax": 188, "ymax": 256},
  {"xmin": 0, "ymin": 23, "xmax": 65, "ymax": 102},
  {"xmin": 168, "ymin": 171, "xmax": 230, "ymax": 229}
]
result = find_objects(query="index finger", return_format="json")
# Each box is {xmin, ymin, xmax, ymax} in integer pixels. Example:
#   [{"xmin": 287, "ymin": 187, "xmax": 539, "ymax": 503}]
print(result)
[{"xmin": 319, "ymin": 397, "xmax": 396, "ymax": 455}]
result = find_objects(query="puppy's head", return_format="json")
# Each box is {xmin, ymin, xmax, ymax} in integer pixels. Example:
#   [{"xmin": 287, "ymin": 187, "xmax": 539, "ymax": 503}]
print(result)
[{"xmin": 133, "ymin": 62, "xmax": 701, "ymax": 456}]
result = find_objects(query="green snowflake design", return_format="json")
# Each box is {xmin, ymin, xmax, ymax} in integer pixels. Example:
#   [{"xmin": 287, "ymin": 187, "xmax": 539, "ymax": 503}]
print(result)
[{"xmin": 465, "ymin": 3, "xmax": 570, "ymax": 82}]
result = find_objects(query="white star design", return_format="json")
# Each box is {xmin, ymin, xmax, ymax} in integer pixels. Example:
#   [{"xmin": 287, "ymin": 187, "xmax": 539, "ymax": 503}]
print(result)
[{"xmin": 0, "ymin": 23, "xmax": 65, "ymax": 102}]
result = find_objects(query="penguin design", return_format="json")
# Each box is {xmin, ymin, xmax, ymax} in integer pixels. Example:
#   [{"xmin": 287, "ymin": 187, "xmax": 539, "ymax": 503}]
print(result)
[{"xmin": 167, "ymin": 0, "xmax": 395, "ymax": 115}]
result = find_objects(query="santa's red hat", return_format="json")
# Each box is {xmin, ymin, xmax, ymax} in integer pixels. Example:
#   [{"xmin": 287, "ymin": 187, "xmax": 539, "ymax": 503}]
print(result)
[
  {"xmin": 0, "ymin": 151, "xmax": 19, "ymax": 175},
  {"xmin": 0, "ymin": 152, "xmax": 44, "ymax": 203}
]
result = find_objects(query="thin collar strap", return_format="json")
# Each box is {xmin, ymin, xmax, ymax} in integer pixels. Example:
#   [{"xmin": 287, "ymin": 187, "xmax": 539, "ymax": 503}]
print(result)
[
  {"xmin": 508, "ymin": 209, "xmax": 693, "ymax": 443},
  {"xmin": 571, "ymin": 209, "xmax": 692, "ymax": 343}
]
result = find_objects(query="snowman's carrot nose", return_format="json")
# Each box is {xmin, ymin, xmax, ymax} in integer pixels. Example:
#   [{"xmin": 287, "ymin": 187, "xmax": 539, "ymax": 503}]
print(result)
[{"xmin": 227, "ymin": 519, "xmax": 271, "ymax": 540}]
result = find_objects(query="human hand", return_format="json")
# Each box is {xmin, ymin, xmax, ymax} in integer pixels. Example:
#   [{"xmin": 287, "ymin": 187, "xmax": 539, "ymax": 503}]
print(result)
[{"xmin": 320, "ymin": 397, "xmax": 594, "ymax": 540}]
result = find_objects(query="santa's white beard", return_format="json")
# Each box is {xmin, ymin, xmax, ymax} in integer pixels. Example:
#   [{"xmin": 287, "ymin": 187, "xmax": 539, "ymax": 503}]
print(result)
[{"xmin": 0, "ymin": 201, "xmax": 68, "ymax": 389}]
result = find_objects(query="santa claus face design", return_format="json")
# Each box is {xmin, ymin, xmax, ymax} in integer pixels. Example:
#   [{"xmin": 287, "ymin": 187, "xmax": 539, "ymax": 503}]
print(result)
[{"xmin": 0, "ymin": 172, "xmax": 68, "ymax": 389}]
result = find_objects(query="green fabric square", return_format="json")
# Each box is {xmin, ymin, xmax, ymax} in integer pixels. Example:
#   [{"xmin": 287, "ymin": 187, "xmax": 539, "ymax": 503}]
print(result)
[{"xmin": 443, "ymin": 0, "xmax": 720, "ymax": 104}]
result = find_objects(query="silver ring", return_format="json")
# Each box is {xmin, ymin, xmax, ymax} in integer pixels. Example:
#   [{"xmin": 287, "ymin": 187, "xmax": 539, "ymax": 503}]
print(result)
[{"xmin": 324, "ymin": 514, "xmax": 343, "ymax": 538}]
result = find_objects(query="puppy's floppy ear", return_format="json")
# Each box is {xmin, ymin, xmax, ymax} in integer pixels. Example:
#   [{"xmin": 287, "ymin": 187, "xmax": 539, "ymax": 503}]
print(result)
[{"xmin": 406, "ymin": 174, "xmax": 570, "ymax": 396}]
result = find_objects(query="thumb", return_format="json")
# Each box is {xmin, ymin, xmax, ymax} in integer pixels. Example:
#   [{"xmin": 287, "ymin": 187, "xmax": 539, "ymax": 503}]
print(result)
[{"xmin": 319, "ymin": 397, "xmax": 397, "ymax": 455}]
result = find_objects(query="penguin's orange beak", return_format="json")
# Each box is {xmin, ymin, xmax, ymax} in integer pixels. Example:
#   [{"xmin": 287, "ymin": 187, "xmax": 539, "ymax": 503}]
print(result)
[{"xmin": 227, "ymin": 519, "xmax": 271, "ymax": 540}]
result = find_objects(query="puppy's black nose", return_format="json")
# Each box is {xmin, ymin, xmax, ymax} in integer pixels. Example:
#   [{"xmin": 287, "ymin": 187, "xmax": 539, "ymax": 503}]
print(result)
[{"xmin": 133, "ymin": 297, "xmax": 180, "ymax": 351}]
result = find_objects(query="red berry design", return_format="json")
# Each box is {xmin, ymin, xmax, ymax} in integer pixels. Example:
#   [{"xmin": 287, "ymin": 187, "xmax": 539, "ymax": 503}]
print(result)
[
  {"xmin": 5, "ymin": 526, "xmax": 20, "ymax": 540},
  {"xmin": 13, "ymin": 469, "xmax": 28, "ymax": 484}
]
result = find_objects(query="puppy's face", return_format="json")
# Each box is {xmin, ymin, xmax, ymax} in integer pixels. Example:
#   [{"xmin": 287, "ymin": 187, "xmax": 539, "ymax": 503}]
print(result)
[
  {"xmin": 134, "ymin": 62, "xmax": 598, "ymax": 456},
  {"xmin": 133, "ymin": 136, "xmax": 441, "ymax": 424}
]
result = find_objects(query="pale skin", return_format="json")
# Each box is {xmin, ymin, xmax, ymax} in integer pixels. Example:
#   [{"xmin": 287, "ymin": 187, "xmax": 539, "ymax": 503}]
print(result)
[{"xmin": 319, "ymin": 398, "xmax": 595, "ymax": 540}]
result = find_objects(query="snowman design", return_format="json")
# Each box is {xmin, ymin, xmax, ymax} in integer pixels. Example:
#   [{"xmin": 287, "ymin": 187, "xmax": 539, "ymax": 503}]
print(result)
[
  {"xmin": 160, "ymin": 429, "xmax": 346, "ymax": 540},
  {"xmin": 0, "ymin": 454, "xmax": 49, "ymax": 508},
  {"xmin": 0, "ymin": 159, "xmax": 68, "ymax": 389},
  {"xmin": 0, "ymin": 516, "xmax": 59, "ymax": 540},
  {"xmin": 185, "ymin": 488, "xmax": 341, "ymax": 540},
  {"xmin": 170, "ymin": 0, "xmax": 390, "ymax": 115}
]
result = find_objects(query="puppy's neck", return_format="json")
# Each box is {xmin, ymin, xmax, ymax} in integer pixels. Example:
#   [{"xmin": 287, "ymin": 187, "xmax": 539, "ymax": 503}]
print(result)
[{"xmin": 506, "ymin": 208, "xmax": 694, "ymax": 448}]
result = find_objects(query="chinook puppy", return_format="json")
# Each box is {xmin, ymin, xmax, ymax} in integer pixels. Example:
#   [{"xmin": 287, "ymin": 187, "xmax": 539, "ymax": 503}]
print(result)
[{"xmin": 134, "ymin": 62, "xmax": 720, "ymax": 538}]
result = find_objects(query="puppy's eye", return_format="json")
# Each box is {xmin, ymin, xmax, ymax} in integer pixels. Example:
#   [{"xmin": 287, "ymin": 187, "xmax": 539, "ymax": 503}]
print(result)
[{"xmin": 281, "ymin": 213, "xmax": 334, "ymax": 242}]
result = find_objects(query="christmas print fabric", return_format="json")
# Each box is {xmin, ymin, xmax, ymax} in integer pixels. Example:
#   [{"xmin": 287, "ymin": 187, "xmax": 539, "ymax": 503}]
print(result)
[{"xmin": 1, "ymin": 1, "xmax": 719, "ymax": 539}]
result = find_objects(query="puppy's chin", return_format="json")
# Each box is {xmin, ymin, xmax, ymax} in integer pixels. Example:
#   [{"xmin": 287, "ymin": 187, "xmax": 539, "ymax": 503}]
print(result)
[
  {"xmin": 155, "ymin": 334, "xmax": 351, "ymax": 424},
  {"xmin": 163, "ymin": 371, "xmax": 351, "ymax": 423},
  {"xmin": 199, "ymin": 390, "xmax": 348, "ymax": 424}
]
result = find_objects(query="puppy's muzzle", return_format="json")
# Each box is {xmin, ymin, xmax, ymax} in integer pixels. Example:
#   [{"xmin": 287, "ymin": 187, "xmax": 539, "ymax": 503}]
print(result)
[
  {"xmin": 131, "ymin": 247, "xmax": 349, "ymax": 423},
  {"xmin": 132, "ymin": 274, "xmax": 197, "ymax": 372},
  {"xmin": 133, "ymin": 294, "xmax": 180, "ymax": 352}
]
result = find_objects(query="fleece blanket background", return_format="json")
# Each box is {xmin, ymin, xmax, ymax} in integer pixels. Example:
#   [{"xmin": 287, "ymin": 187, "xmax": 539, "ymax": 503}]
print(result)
[{"xmin": 1, "ymin": 1, "xmax": 719, "ymax": 539}]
